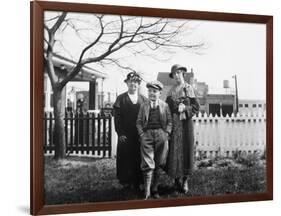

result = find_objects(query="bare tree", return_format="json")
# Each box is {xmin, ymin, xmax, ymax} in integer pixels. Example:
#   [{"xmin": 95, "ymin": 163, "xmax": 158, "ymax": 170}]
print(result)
[{"xmin": 44, "ymin": 12, "xmax": 203, "ymax": 160}]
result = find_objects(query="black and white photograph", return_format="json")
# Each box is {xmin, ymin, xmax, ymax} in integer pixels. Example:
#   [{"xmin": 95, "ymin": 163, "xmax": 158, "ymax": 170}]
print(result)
[{"xmin": 42, "ymin": 6, "xmax": 268, "ymax": 207}]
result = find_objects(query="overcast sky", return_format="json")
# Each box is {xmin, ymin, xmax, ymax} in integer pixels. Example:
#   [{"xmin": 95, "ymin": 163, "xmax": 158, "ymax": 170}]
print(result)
[
  {"xmin": 45, "ymin": 12, "xmax": 266, "ymax": 101},
  {"xmin": 103, "ymin": 20, "xmax": 266, "ymax": 100}
]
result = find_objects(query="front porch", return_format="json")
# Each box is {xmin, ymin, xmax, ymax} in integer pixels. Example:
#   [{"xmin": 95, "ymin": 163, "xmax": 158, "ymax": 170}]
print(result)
[{"xmin": 44, "ymin": 53, "xmax": 108, "ymax": 113}]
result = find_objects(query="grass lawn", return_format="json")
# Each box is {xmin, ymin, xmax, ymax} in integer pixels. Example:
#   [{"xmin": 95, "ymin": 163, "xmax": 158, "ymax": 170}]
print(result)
[{"xmin": 44, "ymin": 156, "xmax": 266, "ymax": 205}]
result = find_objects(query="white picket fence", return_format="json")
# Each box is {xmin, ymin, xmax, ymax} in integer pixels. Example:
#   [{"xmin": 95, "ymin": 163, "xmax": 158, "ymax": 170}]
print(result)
[
  {"xmin": 193, "ymin": 111, "xmax": 266, "ymax": 158},
  {"xmin": 110, "ymin": 111, "xmax": 266, "ymax": 159}
]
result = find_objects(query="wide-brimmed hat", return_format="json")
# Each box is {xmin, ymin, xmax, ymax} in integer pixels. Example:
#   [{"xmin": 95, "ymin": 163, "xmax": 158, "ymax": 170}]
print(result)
[
  {"xmin": 124, "ymin": 72, "xmax": 142, "ymax": 83},
  {"xmin": 169, "ymin": 64, "xmax": 187, "ymax": 78},
  {"xmin": 146, "ymin": 80, "xmax": 163, "ymax": 91}
]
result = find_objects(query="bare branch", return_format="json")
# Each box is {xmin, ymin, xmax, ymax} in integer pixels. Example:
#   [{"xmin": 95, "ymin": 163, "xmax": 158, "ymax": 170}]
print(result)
[
  {"xmin": 77, "ymin": 16, "xmax": 104, "ymax": 64},
  {"xmin": 50, "ymin": 12, "xmax": 67, "ymax": 34},
  {"xmin": 56, "ymin": 41, "xmax": 76, "ymax": 60},
  {"xmin": 58, "ymin": 64, "xmax": 83, "ymax": 90},
  {"xmin": 107, "ymin": 16, "xmax": 124, "ymax": 52},
  {"xmin": 62, "ymin": 19, "xmax": 89, "ymax": 44},
  {"xmin": 58, "ymin": 17, "xmax": 104, "ymax": 88},
  {"xmin": 45, "ymin": 15, "xmax": 62, "ymax": 22},
  {"xmin": 103, "ymin": 58, "xmax": 135, "ymax": 72},
  {"xmin": 44, "ymin": 13, "xmax": 205, "ymax": 89},
  {"xmin": 44, "ymin": 24, "xmax": 50, "ymax": 33},
  {"xmin": 81, "ymin": 36, "xmax": 134, "ymax": 65}
]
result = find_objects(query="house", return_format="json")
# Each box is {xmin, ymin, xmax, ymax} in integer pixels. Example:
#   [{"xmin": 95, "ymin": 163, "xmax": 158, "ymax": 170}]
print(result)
[{"xmin": 44, "ymin": 53, "xmax": 108, "ymax": 112}]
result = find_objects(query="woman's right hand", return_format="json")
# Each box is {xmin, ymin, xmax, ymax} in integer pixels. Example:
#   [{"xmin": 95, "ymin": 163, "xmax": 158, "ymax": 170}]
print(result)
[{"xmin": 118, "ymin": 135, "xmax": 127, "ymax": 143}]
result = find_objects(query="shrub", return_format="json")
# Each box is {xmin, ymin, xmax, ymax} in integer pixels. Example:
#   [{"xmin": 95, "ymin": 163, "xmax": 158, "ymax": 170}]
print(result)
[
  {"xmin": 215, "ymin": 158, "xmax": 235, "ymax": 168},
  {"xmin": 232, "ymin": 150, "xmax": 241, "ymax": 160},
  {"xmin": 235, "ymin": 153, "xmax": 260, "ymax": 167},
  {"xmin": 260, "ymin": 149, "xmax": 266, "ymax": 160},
  {"xmin": 197, "ymin": 159, "xmax": 213, "ymax": 168}
]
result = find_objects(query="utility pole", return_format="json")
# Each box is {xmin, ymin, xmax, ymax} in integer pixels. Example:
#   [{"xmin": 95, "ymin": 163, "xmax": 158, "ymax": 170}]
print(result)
[{"xmin": 232, "ymin": 75, "xmax": 239, "ymax": 115}]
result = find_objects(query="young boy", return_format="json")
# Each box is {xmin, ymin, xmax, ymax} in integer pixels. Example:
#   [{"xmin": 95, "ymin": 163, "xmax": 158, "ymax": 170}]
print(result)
[{"xmin": 136, "ymin": 80, "xmax": 172, "ymax": 199}]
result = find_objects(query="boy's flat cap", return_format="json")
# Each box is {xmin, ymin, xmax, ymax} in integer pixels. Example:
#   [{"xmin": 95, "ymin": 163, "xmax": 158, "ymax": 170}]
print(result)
[{"xmin": 146, "ymin": 80, "xmax": 163, "ymax": 90}]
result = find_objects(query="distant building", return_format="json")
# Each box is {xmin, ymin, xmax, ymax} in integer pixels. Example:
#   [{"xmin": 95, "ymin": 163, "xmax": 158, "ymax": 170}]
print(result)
[
  {"xmin": 238, "ymin": 99, "xmax": 266, "ymax": 115},
  {"xmin": 205, "ymin": 94, "xmax": 235, "ymax": 117},
  {"xmin": 157, "ymin": 70, "xmax": 235, "ymax": 116},
  {"xmin": 157, "ymin": 70, "xmax": 208, "ymax": 109},
  {"xmin": 98, "ymin": 91, "xmax": 116, "ymax": 109}
]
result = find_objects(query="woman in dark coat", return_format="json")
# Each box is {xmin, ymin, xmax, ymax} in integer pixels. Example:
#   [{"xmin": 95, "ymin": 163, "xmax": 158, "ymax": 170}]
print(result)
[
  {"xmin": 165, "ymin": 64, "xmax": 200, "ymax": 194},
  {"xmin": 113, "ymin": 72, "xmax": 147, "ymax": 190}
]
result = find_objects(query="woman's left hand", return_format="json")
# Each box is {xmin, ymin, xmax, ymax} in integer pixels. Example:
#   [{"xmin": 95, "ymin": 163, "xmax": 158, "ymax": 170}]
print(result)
[{"xmin": 178, "ymin": 103, "xmax": 186, "ymax": 113}]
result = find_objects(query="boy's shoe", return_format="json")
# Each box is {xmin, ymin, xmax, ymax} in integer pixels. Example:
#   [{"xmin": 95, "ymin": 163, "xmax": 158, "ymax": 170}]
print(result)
[{"xmin": 144, "ymin": 193, "xmax": 151, "ymax": 200}]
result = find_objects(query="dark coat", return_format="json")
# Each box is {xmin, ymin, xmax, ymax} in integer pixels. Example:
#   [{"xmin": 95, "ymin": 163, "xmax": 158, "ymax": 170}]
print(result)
[{"xmin": 113, "ymin": 92, "xmax": 147, "ymax": 185}]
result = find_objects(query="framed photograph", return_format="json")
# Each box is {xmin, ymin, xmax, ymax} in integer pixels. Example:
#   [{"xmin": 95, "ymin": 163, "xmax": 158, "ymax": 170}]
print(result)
[{"xmin": 30, "ymin": 1, "xmax": 273, "ymax": 215}]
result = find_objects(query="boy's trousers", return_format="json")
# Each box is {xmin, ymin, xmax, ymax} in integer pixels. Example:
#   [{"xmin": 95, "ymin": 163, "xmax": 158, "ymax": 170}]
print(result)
[{"xmin": 140, "ymin": 128, "xmax": 169, "ymax": 172}]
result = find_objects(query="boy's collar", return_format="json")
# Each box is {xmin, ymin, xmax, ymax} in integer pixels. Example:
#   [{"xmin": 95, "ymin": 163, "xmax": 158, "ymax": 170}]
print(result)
[{"xmin": 150, "ymin": 99, "xmax": 159, "ymax": 107}]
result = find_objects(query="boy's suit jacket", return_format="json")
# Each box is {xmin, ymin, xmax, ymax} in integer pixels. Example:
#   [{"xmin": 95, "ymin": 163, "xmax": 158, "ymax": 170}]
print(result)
[{"xmin": 136, "ymin": 100, "xmax": 172, "ymax": 136}]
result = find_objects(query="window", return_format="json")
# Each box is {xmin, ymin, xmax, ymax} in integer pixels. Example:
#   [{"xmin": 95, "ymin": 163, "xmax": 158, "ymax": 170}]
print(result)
[
  {"xmin": 239, "ymin": 104, "xmax": 243, "ymax": 107},
  {"xmin": 252, "ymin": 104, "xmax": 257, "ymax": 108},
  {"xmin": 244, "ymin": 104, "xmax": 248, "ymax": 108},
  {"xmin": 258, "ymin": 104, "xmax": 262, "ymax": 108}
]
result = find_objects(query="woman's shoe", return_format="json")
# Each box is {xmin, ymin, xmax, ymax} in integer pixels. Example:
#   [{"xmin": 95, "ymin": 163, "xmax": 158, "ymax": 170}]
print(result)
[
  {"xmin": 174, "ymin": 178, "xmax": 182, "ymax": 191},
  {"xmin": 182, "ymin": 178, "xmax": 189, "ymax": 194}
]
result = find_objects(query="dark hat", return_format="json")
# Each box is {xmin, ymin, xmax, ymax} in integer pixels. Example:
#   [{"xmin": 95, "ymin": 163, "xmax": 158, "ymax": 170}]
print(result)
[
  {"xmin": 169, "ymin": 64, "xmax": 187, "ymax": 78},
  {"xmin": 146, "ymin": 80, "xmax": 163, "ymax": 91},
  {"xmin": 124, "ymin": 72, "xmax": 142, "ymax": 83}
]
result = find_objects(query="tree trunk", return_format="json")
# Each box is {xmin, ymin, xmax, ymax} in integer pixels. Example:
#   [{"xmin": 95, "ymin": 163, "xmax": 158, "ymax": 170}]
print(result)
[{"xmin": 53, "ymin": 87, "xmax": 66, "ymax": 160}]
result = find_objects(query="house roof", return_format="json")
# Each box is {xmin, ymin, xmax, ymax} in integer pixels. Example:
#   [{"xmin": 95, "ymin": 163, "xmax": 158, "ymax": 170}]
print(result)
[
  {"xmin": 157, "ymin": 72, "xmax": 195, "ymax": 86},
  {"xmin": 48, "ymin": 53, "xmax": 108, "ymax": 81},
  {"xmin": 157, "ymin": 72, "xmax": 177, "ymax": 86}
]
